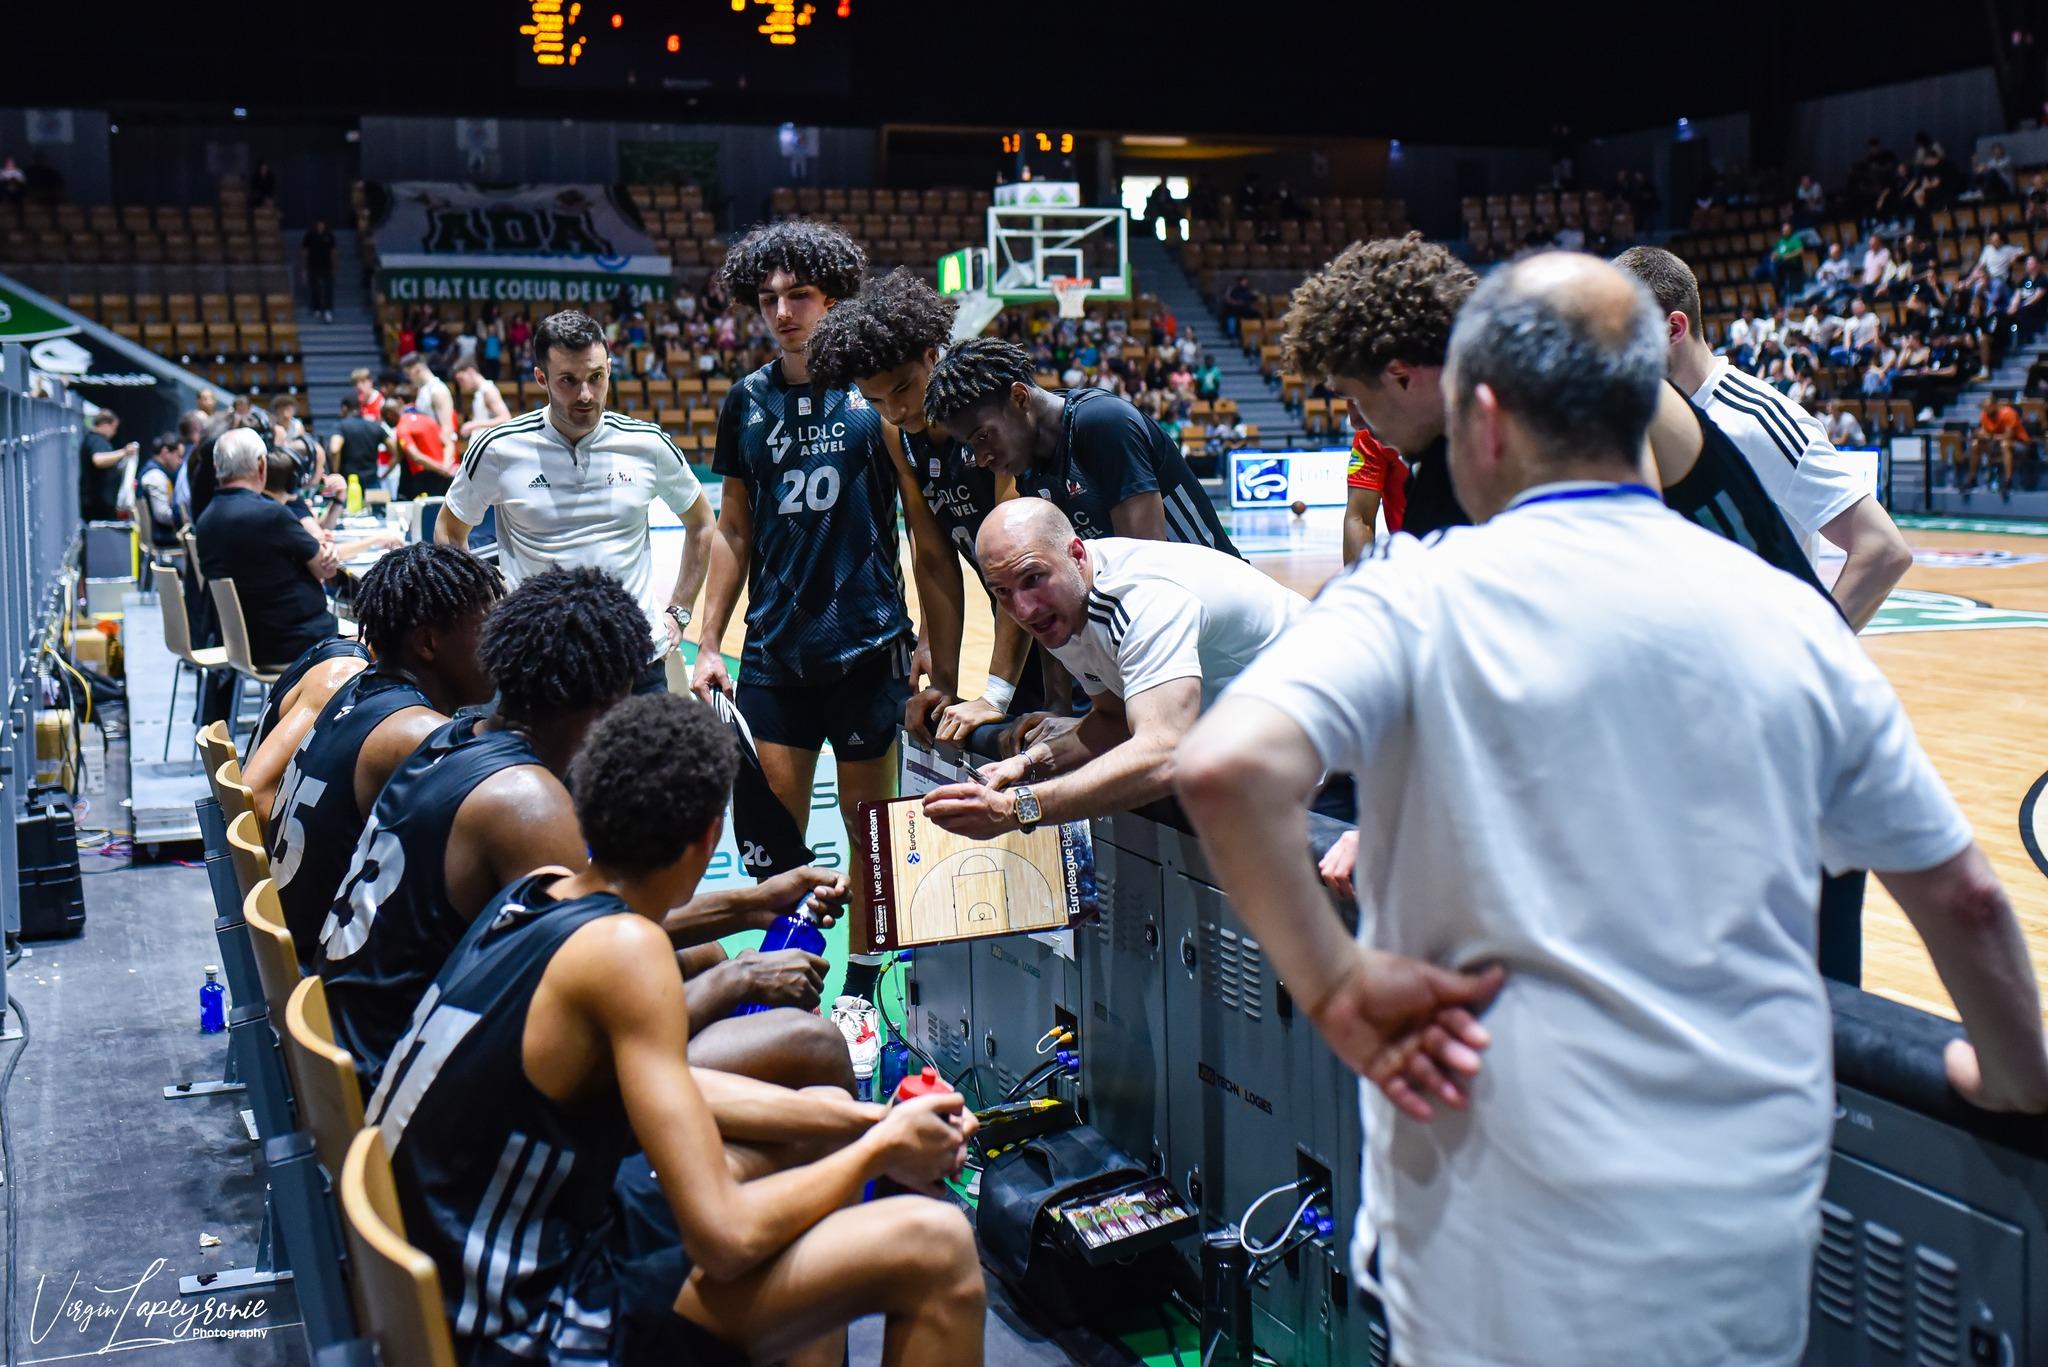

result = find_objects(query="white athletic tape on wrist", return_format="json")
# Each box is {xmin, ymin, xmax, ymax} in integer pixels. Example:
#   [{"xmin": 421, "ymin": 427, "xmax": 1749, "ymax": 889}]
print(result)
[{"xmin": 982, "ymin": 677, "xmax": 1016, "ymax": 712}]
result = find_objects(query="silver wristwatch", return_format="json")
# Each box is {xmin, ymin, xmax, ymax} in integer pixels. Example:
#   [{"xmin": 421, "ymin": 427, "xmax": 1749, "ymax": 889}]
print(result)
[
  {"xmin": 666, "ymin": 605, "xmax": 693, "ymax": 632},
  {"xmin": 1012, "ymin": 785, "xmax": 1042, "ymax": 833}
]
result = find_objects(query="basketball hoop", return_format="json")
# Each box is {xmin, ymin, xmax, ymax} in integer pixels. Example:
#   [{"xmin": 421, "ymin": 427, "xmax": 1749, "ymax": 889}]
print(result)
[{"xmin": 1049, "ymin": 275, "xmax": 1094, "ymax": 321}]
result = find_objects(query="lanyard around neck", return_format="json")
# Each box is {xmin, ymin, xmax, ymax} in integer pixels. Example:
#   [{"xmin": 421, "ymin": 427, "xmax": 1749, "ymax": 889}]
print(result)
[{"xmin": 1505, "ymin": 483, "xmax": 1659, "ymax": 514}]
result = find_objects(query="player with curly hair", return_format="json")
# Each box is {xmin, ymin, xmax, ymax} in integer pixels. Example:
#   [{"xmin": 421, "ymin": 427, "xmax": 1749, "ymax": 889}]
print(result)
[
  {"xmin": 316, "ymin": 565, "xmax": 856, "ymax": 1094},
  {"xmin": 807, "ymin": 269, "xmax": 1040, "ymax": 743},
  {"xmin": 693, "ymin": 222, "xmax": 925, "ymax": 1009},
  {"xmin": 922, "ymin": 336, "xmax": 1238, "ymax": 555},
  {"xmin": 244, "ymin": 542, "xmax": 504, "ymax": 961},
  {"xmin": 1280, "ymin": 233, "xmax": 1479, "ymax": 538},
  {"xmin": 372, "ymin": 690, "xmax": 986, "ymax": 1367}
]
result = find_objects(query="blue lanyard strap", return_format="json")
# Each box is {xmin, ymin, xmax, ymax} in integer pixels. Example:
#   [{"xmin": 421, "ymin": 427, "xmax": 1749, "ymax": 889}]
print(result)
[{"xmin": 1506, "ymin": 483, "xmax": 1660, "ymax": 513}]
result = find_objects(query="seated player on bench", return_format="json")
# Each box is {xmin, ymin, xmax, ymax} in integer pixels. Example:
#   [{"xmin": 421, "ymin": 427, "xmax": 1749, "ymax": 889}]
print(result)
[
  {"xmin": 803, "ymin": 267, "xmax": 1040, "ymax": 745},
  {"xmin": 373, "ymin": 693, "xmax": 988, "ymax": 1367},
  {"xmin": 248, "ymin": 634, "xmax": 368, "ymax": 752},
  {"xmin": 923, "ymin": 499, "xmax": 1304, "ymax": 837},
  {"xmin": 317, "ymin": 566, "xmax": 854, "ymax": 1092},
  {"xmin": 244, "ymin": 543, "xmax": 503, "ymax": 963}
]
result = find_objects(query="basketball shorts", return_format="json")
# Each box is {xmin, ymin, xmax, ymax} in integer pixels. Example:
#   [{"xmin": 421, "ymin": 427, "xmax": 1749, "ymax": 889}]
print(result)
[
  {"xmin": 738, "ymin": 643, "xmax": 912, "ymax": 762},
  {"xmin": 608, "ymin": 1159, "xmax": 750, "ymax": 1367}
]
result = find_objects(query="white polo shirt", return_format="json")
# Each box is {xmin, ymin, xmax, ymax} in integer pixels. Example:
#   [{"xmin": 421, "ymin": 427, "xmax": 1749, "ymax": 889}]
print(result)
[
  {"xmin": 1694, "ymin": 359, "xmax": 1869, "ymax": 564},
  {"xmin": 1049, "ymin": 537, "xmax": 1304, "ymax": 710},
  {"xmin": 1226, "ymin": 485, "xmax": 1971, "ymax": 1367},
  {"xmin": 443, "ymin": 407, "xmax": 702, "ymax": 637}
]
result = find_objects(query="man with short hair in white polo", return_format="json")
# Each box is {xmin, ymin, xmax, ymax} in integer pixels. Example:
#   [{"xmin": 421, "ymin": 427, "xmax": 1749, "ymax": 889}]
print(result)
[
  {"xmin": 436, "ymin": 308, "xmax": 714, "ymax": 692},
  {"xmin": 1174, "ymin": 252, "xmax": 2048, "ymax": 1367},
  {"xmin": 921, "ymin": 497, "xmax": 1304, "ymax": 838}
]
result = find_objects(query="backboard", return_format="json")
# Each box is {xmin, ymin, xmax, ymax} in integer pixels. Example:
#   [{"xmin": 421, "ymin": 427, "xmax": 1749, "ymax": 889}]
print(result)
[{"xmin": 987, "ymin": 205, "xmax": 1131, "ymax": 305}]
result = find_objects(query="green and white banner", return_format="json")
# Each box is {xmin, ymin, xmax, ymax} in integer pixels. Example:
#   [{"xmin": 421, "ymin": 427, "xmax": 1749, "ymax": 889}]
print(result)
[
  {"xmin": 369, "ymin": 181, "xmax": 672, "ymax": 305},
  {"xmin": 0, "ymin": 272, "xmax": 209, "ymax": 432}
]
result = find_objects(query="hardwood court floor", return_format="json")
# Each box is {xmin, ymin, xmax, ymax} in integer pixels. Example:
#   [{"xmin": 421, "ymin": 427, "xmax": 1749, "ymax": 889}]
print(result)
[{"xmin": 689, "ymin": 507, "xmax": 2048, "ymax": 1025}]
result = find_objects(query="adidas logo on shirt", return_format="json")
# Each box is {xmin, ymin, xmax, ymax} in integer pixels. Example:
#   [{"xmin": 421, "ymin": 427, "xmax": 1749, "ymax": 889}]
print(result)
[
  {"xmin": 845, "ymin": 732, "xmax": 864, "ymax": 746},
  {"xmin": 528, "ymin": 473, "xmax": 550, "ymax": 489},
  {"xmin": 747, "ymin": 409, "xmax": 765, "ymax": 426}
]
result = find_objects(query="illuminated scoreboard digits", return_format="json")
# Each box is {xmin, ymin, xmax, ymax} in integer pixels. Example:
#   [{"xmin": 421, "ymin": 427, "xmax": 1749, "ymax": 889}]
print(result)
[
  {"xmin": 524, "ymin": 0, "xmax": 853, "ymax": 66},
  {"xmin": 522, "ymin": 1, "xmax": 588, "ymax": 66},
  {"xmin": 1001, "ymin": 131, "xmax": 1076, "ymax": 155}
]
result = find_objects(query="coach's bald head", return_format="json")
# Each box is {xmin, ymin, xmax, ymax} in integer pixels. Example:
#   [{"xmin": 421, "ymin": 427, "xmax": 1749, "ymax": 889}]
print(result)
[
  {"xmin": 1443, "ymin": 251, "xmax": 1665, "ymax": 522},
  {"xmin": 977, "ymin": 499, "xmax": 1093, "ymax": 648}
]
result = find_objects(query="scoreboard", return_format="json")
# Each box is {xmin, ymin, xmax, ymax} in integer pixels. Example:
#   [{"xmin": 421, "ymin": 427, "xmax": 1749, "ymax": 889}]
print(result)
[{"xmin": 516, "ymin": 1, "xmax": 855, "ymax": 92}]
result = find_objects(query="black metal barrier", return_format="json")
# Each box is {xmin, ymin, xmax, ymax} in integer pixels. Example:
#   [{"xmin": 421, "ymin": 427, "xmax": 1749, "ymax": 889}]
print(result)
[{"xmin": 907, "ymin": 740, "xmax": 2048, "ymax": 1367}]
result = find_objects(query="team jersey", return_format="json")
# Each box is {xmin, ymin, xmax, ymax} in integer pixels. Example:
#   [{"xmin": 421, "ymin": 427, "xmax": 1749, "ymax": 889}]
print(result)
[
  {"xmin": 315, "ymin": 714, "xmax": 543, "ymax": 1087},
  {"xmin": 1346, "ymin": 428, "xmax": 1410, "ymax": 534},
  {"xmin": 1021, "ymin": 388, "xmax": 1240, "ymax": 557},
  {"xmin": 1400, "ymin": 436, "xmax": 1470, "ymax": 539},
  {"xmin": 251, "ymin": 636, "xmax": 371, "ymax": 753},
  {"xmin": 1659, "ymin": 390, "xmax": 1832, "ymax": 603},
  {"xmin": 712, "ymin": 360, "xmax": 912, "ymax": 685},
  {"xmin": 904, "ymin": 425, "xmax": 1000, "ymax": 581},
  {"xmin": 1693, "ymin": 360, "xmax": 1869, "ymax": 564},
  {"xmin": 368, "ymin": 873, "xmax": 638, "ymax": 1364},
  {"xmin": 267, "ymin": 670, "xmax": 431, "ymax": 969}
]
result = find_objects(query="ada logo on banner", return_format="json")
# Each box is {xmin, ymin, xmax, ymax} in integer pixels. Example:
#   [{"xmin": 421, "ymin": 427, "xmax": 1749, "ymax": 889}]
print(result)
[{"xmin": 1863, "ymin": 589, "xmax": 2048, "ymax": 635}]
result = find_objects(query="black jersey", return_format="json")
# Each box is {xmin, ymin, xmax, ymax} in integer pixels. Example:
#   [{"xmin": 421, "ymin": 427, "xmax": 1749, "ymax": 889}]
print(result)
[
  {"xmin": 316, "ymin": 714, "xmax": 543, "ymax": 1087},
  {"xmin": 1660, "ymin": 392, "xmax": 1833, "ymax": 603},
  {"xmin": 711, "ymin": 360, "xmax": 912, "ymax": 685},
  {"xmin": 367, "ymin": 873, "xmax": 637, "ymax": 1364},
  {"xmin": 252, "ymin": 636, "xmax": 371, "ymax": 752},
  {"xmin": 904, "ymin": 425, "xmax": 1000, "ymax": 582},
  {"xmin": 1402, "ymin": 436, "xmax": 1471, "ymax": 540},
  {"xmin": 267, "ymin": 670, "xmax": 431, "ymax": 969},
  {"xmin": 1020, "ymin": 388, "xmax": 1241, "ymax": 557}
]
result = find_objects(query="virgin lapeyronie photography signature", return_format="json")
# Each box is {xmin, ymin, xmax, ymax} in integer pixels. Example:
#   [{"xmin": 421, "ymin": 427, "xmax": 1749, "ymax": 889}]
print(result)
[{"xmin": 27, "ymin": 1259, "xmax": 280, "ymax": 1357}]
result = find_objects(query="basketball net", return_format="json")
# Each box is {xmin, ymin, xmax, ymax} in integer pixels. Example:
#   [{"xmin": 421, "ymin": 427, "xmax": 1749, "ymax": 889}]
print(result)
[{"xmin": 1049, "ymin": 276, "xmax": 1093, "ymax": 321}]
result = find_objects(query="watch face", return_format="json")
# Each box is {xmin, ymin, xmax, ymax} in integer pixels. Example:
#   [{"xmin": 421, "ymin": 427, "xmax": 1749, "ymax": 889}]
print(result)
[{"xmin": 1015, "ymin": 788, "xmax": 1041, "ymax": 824}]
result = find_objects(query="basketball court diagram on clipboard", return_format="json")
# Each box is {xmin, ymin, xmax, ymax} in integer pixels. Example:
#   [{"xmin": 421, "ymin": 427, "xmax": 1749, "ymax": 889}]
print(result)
[
  {"xmin": 857, "ymin": 796, "xmax": 1086, "ymax": 951},
  {"xmin": 906, "ymin": 846, "xmax": 1060, "ymax": 942}
]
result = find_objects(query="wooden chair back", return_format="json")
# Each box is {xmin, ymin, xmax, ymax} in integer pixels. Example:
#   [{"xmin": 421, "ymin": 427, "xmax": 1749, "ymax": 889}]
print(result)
[
  {"xmin": 209, "ymin": 578, "xmax": 270, "ymax": 678},
  {"xmin": 242, "ymin": 880, "xmax": 303, "ymax": 1038},
  {"xmin": 197, "ymin": 722, "xmax": 238, "ymax": 791},
  {"xmin": 225, "ymin": 809, "xmax": 270, "ymax": 900},
  {"xmin": 283, "ymin": 976, "xmax": 365, "ymax": 1178},
  {"xmin": 340, "ymin": 1128, "xmax": 458, "ymax": 1367},
  {"xmin": 214, "ymin": 761, "xmax": 253, "ymax": 830}
]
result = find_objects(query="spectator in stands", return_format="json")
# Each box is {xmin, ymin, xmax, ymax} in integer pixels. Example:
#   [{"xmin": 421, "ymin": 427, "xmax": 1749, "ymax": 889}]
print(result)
[
  {"xmin": 1222, "ymin": 275, "xmax": 1260, "ymax": 338},
  {"xmin": 451, "ymin": 358, "xmax": 512, "ymax": 439},
  {"xmin": 1862, "ymin": 344, "xmax": 1896, "ymax": 396},
  {"xmin": 1841, "ymin": 298, "xmax": 1884, "ymax": 362},
  {"xmin": 1769, "ymin": 222, "xmax": 1807, "ymax": 294},
  {"xmin": 137, "ymin": 433, "xmax": 183, "ymax": 549},
  {"xmin": 1795, "ymin": 174, "xmax": 1826, "ymax": 221},
  {"xmin": 1178, "ymin": 328, "xmax": 1201, "ymax": 365},
  {"xmin": 1826, "ymin": 404, "xmax": 1867, "ymax": 447},
  {"xmin": 1806, "ymin": 241, "xmax": 1853, "ymax": 309},
  {"xmin": 172, "ymin": 408, "xmax": 206, "ymax": 522},
  {"xmin": 0, "ymin": 156, "xmax": 24, "ymax": 207},
  {"xmin": 479, "ymin": 315, "xmax": 505, "ymax": 379},
  {"xmin": 2010, "ymin": 255, "xmax": 2048, "ymax": 335},
  {"xmin": 1858, "ymin": 235, "xmax": 1891, "ymax": 298},
  {"xmin": 1987, "ymin": 142, "xmax": 2018, "ymax": 196},
  {"xmin": 195, "ymin": 429, "xmax": 340, "ymax": 666},
  {"xmin": 1965, "ymin": 393, "xmax": 2030, "ymax": 499},
  {"xmin": 77, "ymin": 409, "xmax": 137, "ymax": 524},
  {"xmin": 1966, "ymin": 229, "xmax": 2023, "ymax": 289},
  {"xmin": 230, "ymin": 394, "xmax": 254, "ymax": 420},
  {"xmin": 195, "ymin": 387, "xmax": 219, "ymax": 417},
  {"xmin": 301, "ymin": 218, "xmax": 337, "ymax": 324},
  {"xmin": 1967, "ymin": 153, "xmax": 2013, "ymax": 202},
  {"xmin": 1195, "ymin": 356, "xmax": 1223, "ymax": 401}
]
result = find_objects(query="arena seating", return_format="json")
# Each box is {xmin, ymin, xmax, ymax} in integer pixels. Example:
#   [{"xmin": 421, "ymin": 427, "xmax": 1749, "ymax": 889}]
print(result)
[
  {"xmin": 767, "ymin": 184, "xmax": 994, "ymax": 274},
  {"xmin": 0, "ymin": 181, "xmax": 303, "ymax": 401},
  {"xmin": 1458, "ymin": 188, "xmax": 1637, "ymax": 262}
]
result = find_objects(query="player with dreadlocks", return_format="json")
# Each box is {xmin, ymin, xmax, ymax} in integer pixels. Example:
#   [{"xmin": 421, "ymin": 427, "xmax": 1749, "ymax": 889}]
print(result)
[
  {"xmin": 245, "ymin": 543, "xmax": 503, "ymax": 963},
  {"xmin": 691, "ymin": 222, "xmax": 953, "ymax": 1026},
  {"xmin": 317, "ymin": 565, "xmax": 856, "ymax": 1093},
  {"xmin": 806, "ymin": 268, "xmax": 1040, "ymax": 745},
  {"xmin": 923, "ymin": 336, "xmax": 1239, "ymax": 556}
]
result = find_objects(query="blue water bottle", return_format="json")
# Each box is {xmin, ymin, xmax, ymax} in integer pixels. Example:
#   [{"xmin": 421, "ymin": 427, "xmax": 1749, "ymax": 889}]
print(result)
[
  {"xmin": 199, "ymin": 965, "xmax": 226, "ymax": 1034},
  {"xmin": 735, "ymin": 898, "xmax": 828, "ymax": 1017}
]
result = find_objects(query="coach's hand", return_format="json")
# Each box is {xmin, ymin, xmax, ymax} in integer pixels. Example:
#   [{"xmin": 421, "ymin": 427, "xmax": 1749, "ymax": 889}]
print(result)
[
  {"xmin": 938, "ymin": 695, "xmax": 1004, "ymax": 743},
  {"xmin": 757, "ymin": 866, "xmax": 849, "ymax": 929},
  {"xmin": 1318, "ymin": 830, "xmax": 1359, "ymax": 901},
  {"xmin": 731, "ymin": 947, "xmax": 830, "ymax": 1011},
  {"xmin": 975, "ymin": 754, "xmax": 1031, "ymax": 792},
  {"xmin": 691, "ymin": 651, "xmax": 734, "ymax": 702},
  {"xmin": 903, "ymin": 686, "xmax": 954, "ymax": 745},
  {"xmin": 922, "ymin": 783, "xmax": 1018, "ymax": 839},
  {"xmin": 999, "ymin": 711, "xmax": 1057, "ymax": 757},
  {"xmin": 1311, "ymin": 946, "xmax": 1505, "ymax": 1123}
]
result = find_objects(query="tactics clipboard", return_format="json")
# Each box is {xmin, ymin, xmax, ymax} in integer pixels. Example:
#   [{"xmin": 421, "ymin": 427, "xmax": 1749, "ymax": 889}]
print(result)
[{"xmin": 855, "ymin": 797, "xmax": 1089, "ymax": 951}]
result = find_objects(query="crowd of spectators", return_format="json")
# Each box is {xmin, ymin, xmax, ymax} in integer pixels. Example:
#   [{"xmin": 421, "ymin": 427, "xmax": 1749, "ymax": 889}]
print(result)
[{"xmin": 385, "ymin": 274, "xmax": 784, "ymax": 385}]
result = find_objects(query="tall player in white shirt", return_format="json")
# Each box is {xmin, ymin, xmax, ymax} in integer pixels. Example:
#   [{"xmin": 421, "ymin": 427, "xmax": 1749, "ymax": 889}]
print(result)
[
  {"xmin": 1626, "ymin": 246, "xmax": 1911, "ymax": 630},
  {"xmin": 922, "ymin": 498, "xmax": 1302, "ymax": 838}
]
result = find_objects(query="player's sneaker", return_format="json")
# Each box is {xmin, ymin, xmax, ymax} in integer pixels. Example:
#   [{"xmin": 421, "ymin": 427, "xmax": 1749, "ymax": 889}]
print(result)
[{"xmin": 832, "ymin": 995, "xmax": 882, "ymax": 1089}]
